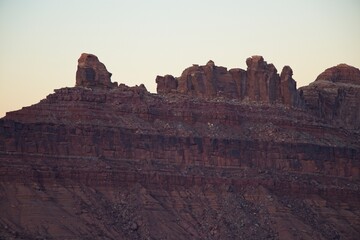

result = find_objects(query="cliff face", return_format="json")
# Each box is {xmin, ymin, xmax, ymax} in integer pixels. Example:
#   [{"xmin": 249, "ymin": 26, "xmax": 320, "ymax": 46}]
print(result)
[
  {"xmin": 0, "ymin": 54, "xmax": 359, "ymax": 240},
  {"xmin": 156, "ymin": 56, "xmax": 303, "ymax": 107},
  {"xmin": 75, "ymin": 53, "xmax": 118, "ymax": 89},
  {"xmin": 300, "ymin": 64, "xmax": 360, "ymax": 129}
]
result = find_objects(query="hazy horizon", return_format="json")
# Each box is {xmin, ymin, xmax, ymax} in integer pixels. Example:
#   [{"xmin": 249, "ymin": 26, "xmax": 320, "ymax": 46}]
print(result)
[{"xmin": 1, "ymin": 0, "xmax": 359, "ymax": 117}]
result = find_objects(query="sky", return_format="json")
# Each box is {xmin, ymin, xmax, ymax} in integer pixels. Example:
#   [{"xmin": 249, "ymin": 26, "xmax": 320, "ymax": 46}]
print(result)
[{"xmin": 0, "ymin": 0, "xmax": 359, "ymax": 117}]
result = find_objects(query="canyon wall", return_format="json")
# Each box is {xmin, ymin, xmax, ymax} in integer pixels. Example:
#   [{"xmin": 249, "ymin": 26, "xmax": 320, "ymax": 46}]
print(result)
[{"xmin": 0, "ymin": 54, "xmax": 359, "ymax": 239}]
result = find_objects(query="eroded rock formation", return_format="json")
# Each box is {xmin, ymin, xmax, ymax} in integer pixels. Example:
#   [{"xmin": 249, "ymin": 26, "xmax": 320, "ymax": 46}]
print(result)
[
  {"xmin": 76, "ymin": 53, "xmax": 118, "ymax": 89},
  {"xmin": 300, "ymin": 64, "xmax": 360, "ymax": 129},
  {"xmin": 155, "ymin": 74, "xmax": 177, "ymax": 94},
  {"xmin": 156, "ymin": 56, "xmax": 303, "ymax": 107},
  {"xmin": 315, "ymin": 64, "xmax": 360, "ymax": 84},
  {"xmin": 0, "ymin": 53, "xmax": 359, "ymax": 239}
]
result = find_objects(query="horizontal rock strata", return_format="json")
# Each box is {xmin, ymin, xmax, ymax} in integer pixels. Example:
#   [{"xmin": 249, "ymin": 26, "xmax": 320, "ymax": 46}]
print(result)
[{"xmin": 0, "ymin": 54, "xmax": 359, "ymax": 239}]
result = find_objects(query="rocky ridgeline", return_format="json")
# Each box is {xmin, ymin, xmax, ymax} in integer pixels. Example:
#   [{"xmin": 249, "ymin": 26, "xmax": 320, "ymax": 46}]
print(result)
[
  {"xmin": 156, "ymin": 56, "xmax": 302, "ymax": 107},
  {"xmin": 65, "ymin": 53, "xmax": 360, "ymax": 130},
  {"xmin": 0, "ymin": 53, "xmax": 359, "ymax": 239},
  {"xmin": 300, "ymin": 64, "xmax": 360, "ymax": 129}
]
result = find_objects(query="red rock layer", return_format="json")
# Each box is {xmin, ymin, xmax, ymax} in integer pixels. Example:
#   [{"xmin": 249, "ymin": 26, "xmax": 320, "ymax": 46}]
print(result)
[
  {"xmin": 0, "ymin": 54, "xmax": 359, "ymax": 239},
  {"xmin": 156, "ymin": 56, "xmax": 303, "ymax": 107},
  {"xmin": 76, "ymin": 53, "xmax": 118, "ymax": 89},
  {"xmin": 300, "ymin": 64, "xmax": 360, "ymax": 129}
]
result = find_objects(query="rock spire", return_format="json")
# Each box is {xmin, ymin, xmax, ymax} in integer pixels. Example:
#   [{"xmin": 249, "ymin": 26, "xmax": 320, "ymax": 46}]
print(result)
[{"xmin": 76, "ymin": 53, "xmax": 117, "ymax": 89}]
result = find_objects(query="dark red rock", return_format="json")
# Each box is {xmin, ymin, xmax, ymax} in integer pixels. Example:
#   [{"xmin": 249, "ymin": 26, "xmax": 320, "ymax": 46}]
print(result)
[
  {"xmin": 245, "ymin": 56, "xmax": 280, "ymax": 103},
  {"xmin": 176, "ymin": 60, "xmax": 236, "ymax": 98},
  {"xmin": 315, "ymin": 64, "xmax": 360, "ymax": 84},
  {"xmin": 155, "ymin": 75, "xmax": 177, "ymax": 94},
  {"xmin": 76, "ymin": 53, "xmax": 117, "ymax": 89},
  {"xmin": 156, "ymin": 56, "xmax": 304, "ymax": 107},
  {"xmin": 0, "ymin": 54, "xmax": 359, "ymax": 239},
  {"xmin": 300, "ymin": 64, "xmax": 360, "ymax": 129},
  {"xmin": 280, "ymin": 66, "xmax": 302, "ymax": 107}
]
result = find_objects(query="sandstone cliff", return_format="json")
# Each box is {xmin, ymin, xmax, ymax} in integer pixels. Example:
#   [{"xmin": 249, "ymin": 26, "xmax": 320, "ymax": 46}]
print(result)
[
  {"xmin": 76, "ymin": 53, "xmax": 118, "ymax": 89},
  {"xmin": 156, "ymin": 56, "xmax": 303, "ymax": 107},
  {"xmin": 300, "ymin": 64, "xmax": 360, "ymax": 129},
  {"xmin": 0, "ymin": 54, "xmax": 359, "ymax": 239}
]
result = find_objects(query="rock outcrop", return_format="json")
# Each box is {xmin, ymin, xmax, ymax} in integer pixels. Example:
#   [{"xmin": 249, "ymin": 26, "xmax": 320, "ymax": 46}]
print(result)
[
  {"xmin": 315, "ymin": 64, "xmax": 360, "ymax": 84},
  {"xmin": 76, "ymin": 53, "xmax": 118, "ymax": 89},
  {"xmin": 280, "ymin": 65, "xmax": 302, "ymax": 107},
  {"xmin": 155, "ymin": 75, "xmax": 177, "ymax": 94},
  {"xmin": 0, "ymin": 54, "xmax": 359, "ymax": 239},
  {"xmin": 156, "ymin": 56, "xmax": 303, "ymax": 107},
  {"xmin": 300, "ymin": 64, "xmax": 360, "ymax": 129}
]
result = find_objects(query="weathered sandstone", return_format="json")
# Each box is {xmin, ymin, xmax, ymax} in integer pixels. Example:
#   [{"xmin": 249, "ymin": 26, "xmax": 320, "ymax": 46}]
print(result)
[
  {"xmin": 300, "ymin": 64, "xmax": 360, "ymax": 129},
  {"xmin": 0, "ymin": 54, "xmax": 359, "ymax": 239},
  {"xmin": 76, "ymin": 53, "xmax": 117, "ymax": 89},
  {"xmin": 156, "ymin": 56, "xmax": 304, "ymax": 107}
]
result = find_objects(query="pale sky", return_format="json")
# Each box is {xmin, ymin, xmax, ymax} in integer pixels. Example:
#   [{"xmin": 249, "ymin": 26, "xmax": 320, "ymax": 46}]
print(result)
[{"xmin": 0, "ymin": 0, "xmax": 359, "ymax": 117}]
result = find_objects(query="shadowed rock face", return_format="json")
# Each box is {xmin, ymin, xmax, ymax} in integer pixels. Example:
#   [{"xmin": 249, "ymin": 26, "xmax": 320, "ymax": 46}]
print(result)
[
  {"xmin": 0, "ymin": 54, "xmax": 359, "ymax": 239},
  {"xmin": 156, "ymin": 56, "xmax": 303, "ymax": 107},
  {"xmin": 156, "ymin": 75, "xmax": 177, "ymax": 94},
  {"xmin": 280, "ymin": 65, "xmax": 301, "ymax": 107},
  {"xmin": 300, "ymin": 64, "xmax": 360, "ymax": 129}
]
